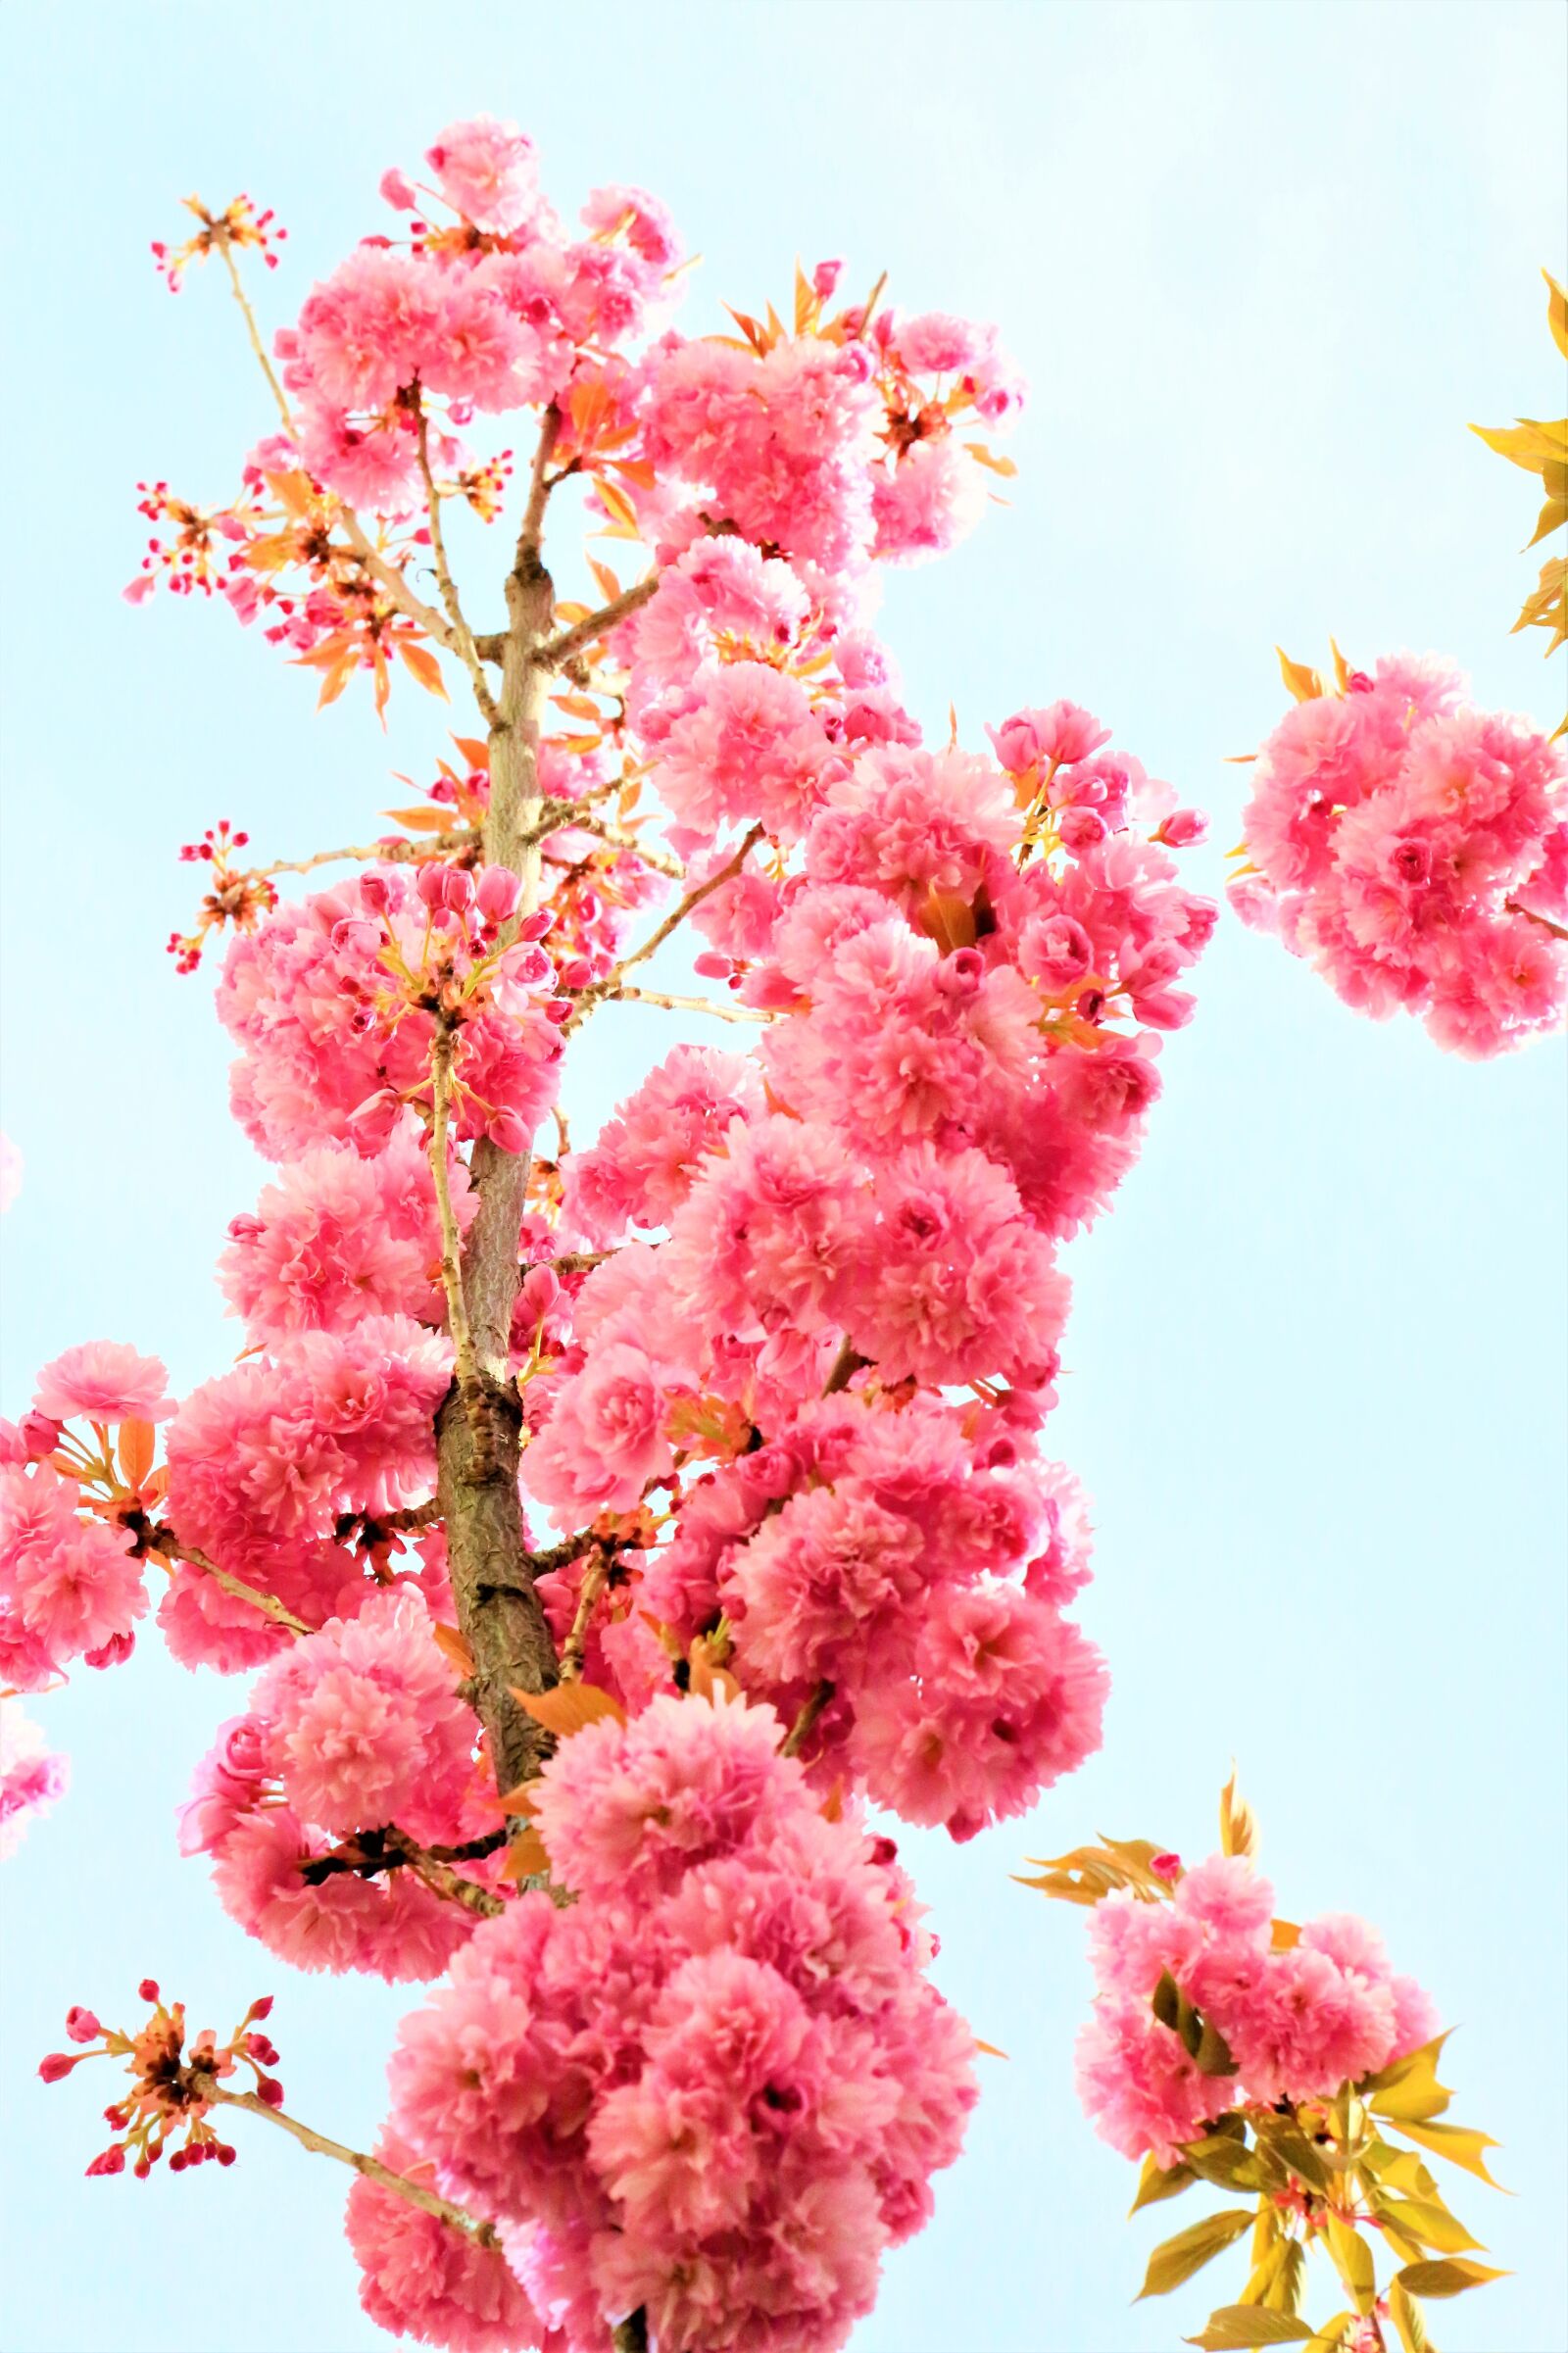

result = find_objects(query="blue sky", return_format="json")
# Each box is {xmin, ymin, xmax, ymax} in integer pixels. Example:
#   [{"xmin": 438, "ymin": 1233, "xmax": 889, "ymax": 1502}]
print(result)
[{"xmin": 1, "ymin": 5, "xmax": 1564, "ymax": 2349}]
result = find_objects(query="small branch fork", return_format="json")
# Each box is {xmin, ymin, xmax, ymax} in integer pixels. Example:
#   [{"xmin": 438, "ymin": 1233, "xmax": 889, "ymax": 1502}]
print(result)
[
  {"xmin": 567, "ymin": 824, "xmax": 765, "ymax": 1032},
  {"xmin": 143, "ymin": 1527, "xmax": 315, "ymax": 1638},
  {"xmin": 200, "ymin": 2082, "xmax": 497, "ymax": 2244},
  {"xmin": 299, "ymin": 1823, "xmax": 506, "ymax": 1919}
]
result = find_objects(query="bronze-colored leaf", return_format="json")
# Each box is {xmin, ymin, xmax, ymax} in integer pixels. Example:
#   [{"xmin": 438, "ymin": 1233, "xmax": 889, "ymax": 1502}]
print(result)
[{"xmin": 510, "ymin": 1682, "xmax": 626, "ymax": 1737}]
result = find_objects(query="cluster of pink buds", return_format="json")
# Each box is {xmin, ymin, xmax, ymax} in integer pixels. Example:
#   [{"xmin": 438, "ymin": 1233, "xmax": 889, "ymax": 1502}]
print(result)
[
  {"xmin": 166, "ymin": 821, "xmax": 277, "ymax": 974},
  {"xmin": 151, "ymin": 195, "xmax": 286, "ymax": 293},
  {"xmin": 38, "ymin": 1984, "xmax": 281, "ymax": 2179}
]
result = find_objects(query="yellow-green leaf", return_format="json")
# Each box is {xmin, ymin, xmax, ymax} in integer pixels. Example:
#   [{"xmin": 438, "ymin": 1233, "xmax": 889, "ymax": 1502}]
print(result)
[
  {"xmin": 1138, "ymin": 2207, "xmax": 1256, "ymax": 2300},
  {"xmin": 1184, "ymin": 2133, "xmax": 1264, "ymax": 2193},
  {"xmin": 1184, "ymin": 2308, "xmax": 1313, "ymax": 2350},
  {"xmin": 1388, "ymin": 2275, "xmax": 1430, "ymax": 2353},
  {"xmin": 1393, "ymin": 2119, "xmax": 1506, "ymax": 2188},
  {"xmin": 1376, "ymin": 2194, "xmax": 1483, "ymax": 2255},
  {"xmin": 1395, "ymin": 2259, "xmax": 1508, "ymax": 2299},
  {"xmin": 1325, "ymin": 2213, "xmax": 1377, "ymax": 2314},
  {"xmin": 1366, "ymin": 2034, "xmax": 1453, "ymax": 2123},
  {"xmin": 1130, "ymin": 2155, "xmax": 1197, "ymax": 2214},
  {"xmin": 1546, "ymin": 269, "xmax": 1568, "ymax": 363}
]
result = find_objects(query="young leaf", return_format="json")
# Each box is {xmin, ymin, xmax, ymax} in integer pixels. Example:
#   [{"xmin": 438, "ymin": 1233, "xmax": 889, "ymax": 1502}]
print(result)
[
  {"xmin": 498, "ymin": 1825, "xmax": 550, "ymax": 1882},
  {"xmin": 1394, "ymin": 2258, "xmax": 1508, "ymax": 2298},
  {"xmin": 1387, "ymin": 2276, "xmax": 1430, "ymax": 2353},
  {"xmin": 432, "ymin": 1621, "xmax": 475, "ymax": 1678},
  {"xmin": 1324, "ymin": 2212, "xmax": 1377, "ymax": 2314},
  {"xmin": 1129, "ymin": 2155, "xmax": 1196, "ymax": 2214},
  {"xmin": 117, "ymin": 1419, "xmax": 157, "ymax": 1492},
  {"xmin": 511, "ymin": 1682, "xmax": 626, "ymax": 1737},
  {"xmin": 1219, "ymin": 1767, "xmax": 1258, "ymax": 1859},
  {"xmin": 397, "ymin": 639, "xmax": 450, "ymax": 700},
  {"xmin": 1137, "ymin": 2207, "xmax": 1255, "ymax": 2299},
  {"xmin": 1184, "ymin": 2134, "xmax": 1264, "ymax": 2193},
  {"xmin": 1545, "ymin": 268, "xmax": 1568, "ymax": 363},
  {"xmin": 1183, "ymin": 2308, "xmax": 1313, "ymax": 2350},
  {"xmin": 1392, "ymin": 2118, "xmax": 1505, "ymax": 2188},
  {"xmin": 1375, "ymin": 2193, "xmax": 1483, "ymax": 2255},
  {"xmin": 1275, "ymin": 647, "xmax": 1324, "ymax": 703}
]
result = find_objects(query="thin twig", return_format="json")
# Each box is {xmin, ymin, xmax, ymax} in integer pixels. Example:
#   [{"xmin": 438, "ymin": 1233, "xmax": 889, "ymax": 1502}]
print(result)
[
  {"xmin": 219, "ymin": 240, "xmax": 293, "ymax": 434},
  {"xmin": 545, "ymin": 809, "xmax": 685, "ymax": 878},
  {"xmin": 537, "ymin": 575, "xmax": 661, "ymax": 670},
  {"xmin": 778, "ymin": 1679, "xmax": 835, "ymax": 1759},
  {"xmin": 516, "ymin": 405, "xmax": 563, "ymax": 570},
  {"xmin": 416, "ymin": 409, "xmax": 500, "ymax": 723},
  {"xmin": 568, "ymin": 825, "xmax": 765, "ymax": 1033},
  {"xmin": 558, "ymin": 1548, "xmax": 611, "ymax": 1683},
  {"xmin": 152, "ymin": 1531, "xmax": 313, "ymax": 1637},
  {"xmin": 336, "ymin": 509, "xmax": 464, "ymax": 657},
  {"xmin": 261, "ymin": 831, "xmax": 471, "ymax": 880},
  {"xmin": 204, "ymin": 2084, "xmax": 496, "ymax": 2243},
  {"xmin": 611, "ymin": 986, "xmax": 774, "ymax": 1024},
  {"xmin": 822, "ymin": 1340, "xmax": 867, "ymax": 1397}
]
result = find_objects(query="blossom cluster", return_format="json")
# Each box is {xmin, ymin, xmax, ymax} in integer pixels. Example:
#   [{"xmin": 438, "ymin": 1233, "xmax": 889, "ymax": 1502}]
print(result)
[
  {"xmin": 39, "ymin": 1983, "xmax": 281, "ymax": 2179},
  {"xmin": 0, "ymin": 1695, "xmax": 68, "ymax": 1858},
  {"xmin": 1231, "ymin": 653, "xmax": 1568, "ymax": 1055},
  {"xmin": 1072, "ymin": 1845, "xmax": 1438, "ymax": 2169},
  {"xmin": 0, "ymin": 1343, "xmax": 172, "ymax": 1690},
  {"xmin": 178, "ymin": 1589, "xmax": 493, "ymax": 1982},
  {"xmin": 383, "ymin": 1693, "xmax": 977, "ymax": 2353}
]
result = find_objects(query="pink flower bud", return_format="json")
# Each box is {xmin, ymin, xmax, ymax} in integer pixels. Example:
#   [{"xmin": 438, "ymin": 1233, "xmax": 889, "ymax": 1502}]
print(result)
[
  {"xmin": 358, "ymin": 872, "xmax": 392, "ymax": 915},
  {"xmin": 331, "ymin": 917, "xmax": 381, "ymax": 957},
  {"xmin": 943, "ymin": 947, "xmax": 985, "ymax": 992},
  {"xmin": 517, "ymin": 1266, "xmax": 560, "ymax": 1325},
  {"xmin": 85, "ymin": 2145, "xmax": 126, "ymax": 2178},
  {"xmin": 475, "ymin": 864, "xmax": 522, "ymax": 921},
  {"xmin": 246, "ymin": 1995, "xmax": 274, "ymax": 2022},
  {"xmin": 440, "ymin": 865, "xmax": 475, "ymax": 914},
  {"xmin": 560, "ymin": 957, "xmax": 593, "ymax": 991},
  {"xmin": 694, "ymin": 952, "xmax": 734, "ymax": 980},
  {"xmin": 39, "ymin": 2052, "xmax": 78, "ymax": 2083},
  {"xmin": 84, "ymin": 1632, "xmax": 135, "ymax": 1670},
  {"xmin": 516, "ymin": 908, "xmax": 553, "ymax": 942},
  {"xmin": 379, "ymin": 168, "xmax": 418, "ymax": 211},
  {"xmin": 1151, "ymin": 1850, "xmax": 1183, "ymax": 1883},
  {"xmin": 256, "ymin": 2076, "xmax": 285, "ymax": 2108},
  {"xmin": 66, "ymin": 2007, "xmax": 102, "ymax": 2044},
  {"xmin": 487, "ymin": 1110, "xmax": 532, "ymax": 1154},
  {"xmin": 416, "ymin": 860, "xmax": 450, "ymax": 910},
  {"xmin": 1057, "ymin": 808, "xmax": 1107, "ymax": 852},
  {"xmin": 543, "ymin": 998, "xmax": 572, "ymax": 1026},
  {"xmin": 1156, "ymin": 808, "xmax": 1208, "ymax": 849},
  {"xmin": 812, "ymin": 259, "xmax": 844, "ymax": 301},
  {"xmin": 20, "ymin": 1410, "xmax": 63, "ymax": 1458},
  {"xmin": 347, "ymin": 1090, "xmax": 402, "ymax": 1153},
  {"xmin": 138, "ymin": 1979, "xmax": 160, "ymax": 2004},
  {"xmin": 737, "ymin": 1443, "xmax": 794, "ymax": 1500},
  {"xmin": 226, "ymin": 1214, "xmax": 265, "ymax": 1244}
]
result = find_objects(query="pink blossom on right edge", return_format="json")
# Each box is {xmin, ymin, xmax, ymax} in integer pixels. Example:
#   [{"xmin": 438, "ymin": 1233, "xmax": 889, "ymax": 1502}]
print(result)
[{"xmin": 1231, "ymin": 654, "xmax": 1568, "ymax": 1055}]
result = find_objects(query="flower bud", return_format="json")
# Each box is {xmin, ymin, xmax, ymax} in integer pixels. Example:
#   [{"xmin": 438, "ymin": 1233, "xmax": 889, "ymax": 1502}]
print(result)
[
  {"xmin": 85, "ymin": 2145, "xmax": 126, "ymax": 2177},
  {"xmin": 516, "ymin": 908, "xmax": 554, "ymax": 942},
  {"xmin": 440, "ymin": 865, "xmax": 475, "ymax": 914},
  {"xmin": 812, "ymin": 258, "xmax": 844, "ymax": 301},
  {"xmin": 1057, "ymin": 808, "xmax": 1107, "ymax": 852},
  {"xmin": 84, "ymin": 1632, "xmax": 135, "ymax": 1670},
  {"xmin": 39, "ymin": 2052, "xmax": 78, "ymax": 2083},
  {"xmin": 560, "ymin": 957, "xmax": 593, "ymax": 992},
  {"xmin": 66, "ymin": 2007, "xmax": 101, "ymax": 2044},
  {"xmin": 358, "ymin": 872, "xmax": 392, "ymax": 915},
  {"xmin": 138, "ymin": 1979, "xmax": 160, "ymax": 2003},
  {"xmin": 475, "ymin": 864, "xmax": 522, "ymax": 921},
  {"xmin": 1156, "ymin": 808, "xmax": 1208, "ymax": 849},
  {"xmin": 347, "ymin": 1090, "xmax": 401, "ymax": 1153},
  {"xmin": 416, "ymin": 860, "xmax": 450, "ymax": 910},
  {"xmin": 517, "ymin": 1265, "xmax": 560, "ymax": 1326},
  {"xmin": 20, "ymin": 1410, "xmax": 63, "ymax": 1459},
  {"xmin": 694, "ymin": 951, "xmax": 734, "ymax": 980},
  {"xmin": 379, "ymin": 168, "xmax": 417, "ymax": 212},
  {"xmin": 488, "ymin": 1109, "xmax": 532, "ymax": 1154}
]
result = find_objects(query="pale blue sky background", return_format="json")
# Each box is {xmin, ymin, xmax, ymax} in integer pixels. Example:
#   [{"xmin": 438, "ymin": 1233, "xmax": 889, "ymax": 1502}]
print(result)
[{"xmin": 2, "ymin": 5, "xmax": 1564, "ymax": 2350}]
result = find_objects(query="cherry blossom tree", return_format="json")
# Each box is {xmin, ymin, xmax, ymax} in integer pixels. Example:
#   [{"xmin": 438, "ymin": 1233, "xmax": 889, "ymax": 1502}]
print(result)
[{"xmin": 5, "ymin": 118, "xmax": 1561, "ymax": 2353}]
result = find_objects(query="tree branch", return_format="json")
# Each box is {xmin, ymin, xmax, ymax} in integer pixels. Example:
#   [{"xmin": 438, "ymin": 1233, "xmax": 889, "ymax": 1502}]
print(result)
[
  {"xmin": 610, "ymin": 985, "xmax": 774, "ymax": 1025},
  {"xmin": 538, "ymin": 574, "xmax": 661, "ymax": 670},
  {"xmin": 416, "ymin": 408, "xmax": 500, "ymax": 724},
  {"xmin": 149, "ymin": 1529, "xmax": 314, "ymax": 1637},
  {"xmin": 568, "ymin": 825, "xmax": 765, "ymax": 1031},
  {"xmin": 558, "ymin": 1547, "xmax": 612, "ymax": 1684},
  {"xmin": 779, "ymin": 1679, "xmax": 835, "ymax": 1759},
  {"xmin": 203, "ymin": 2083, "xmax": 497, "ymax": 2243}
]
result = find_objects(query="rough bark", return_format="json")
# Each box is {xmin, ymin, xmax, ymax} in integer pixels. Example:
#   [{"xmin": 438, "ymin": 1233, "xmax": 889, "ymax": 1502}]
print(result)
[{"xmin": 435, "ymin": 419, "xmax": 564, "ymax": 1805}]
